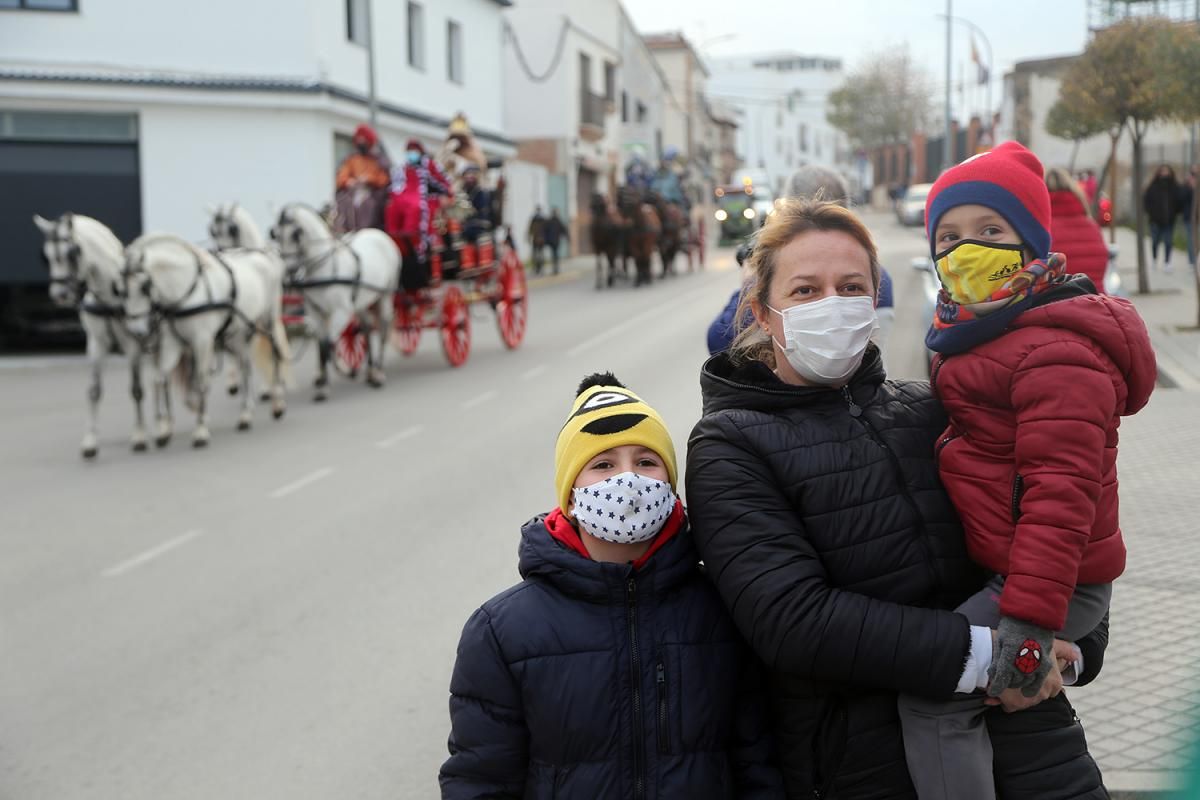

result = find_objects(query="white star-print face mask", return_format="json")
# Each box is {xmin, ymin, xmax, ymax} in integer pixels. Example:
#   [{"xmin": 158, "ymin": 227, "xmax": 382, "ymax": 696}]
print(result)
[{"xmin": 571, "ymin": 471, "xmax": 677, "ymax": 544}]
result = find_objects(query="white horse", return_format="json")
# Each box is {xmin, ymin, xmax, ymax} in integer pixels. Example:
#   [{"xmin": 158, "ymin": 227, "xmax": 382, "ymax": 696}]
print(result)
[
  {"xmin": 122, "ymin": 234, "xmax": 289, "ymax": 447},
  {"xmin": 33, "ymin": 212, "xmax": 151, "ymax": 458},
  {"xmin": 270, "ymin": 203, "xmax": 399, "ymax": 400},
  {"xmin": 207, "ymin": 203, "xmax": 292, "ymax": 397}
]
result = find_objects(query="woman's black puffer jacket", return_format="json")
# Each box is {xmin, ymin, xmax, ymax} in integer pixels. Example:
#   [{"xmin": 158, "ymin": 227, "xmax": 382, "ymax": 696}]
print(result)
[
  {"xmin": 686, "ymin": 346, "xmax": 1109, "ymax": 800},
  {"xmin": 439, "ymin": 511, "xmax": 784, "ymax": 799}
]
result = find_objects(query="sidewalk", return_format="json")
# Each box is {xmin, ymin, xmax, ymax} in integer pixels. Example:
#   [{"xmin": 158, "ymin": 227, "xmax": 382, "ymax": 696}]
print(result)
[{"xmin": 1069, "ymin": 227, "xmax": 1200, "ymax": 798}]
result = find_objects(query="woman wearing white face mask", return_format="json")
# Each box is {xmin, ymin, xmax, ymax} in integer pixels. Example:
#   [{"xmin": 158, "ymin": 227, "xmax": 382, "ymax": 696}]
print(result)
[{"xmin": 685, "ymin": 198, "xmax": 1111, "ymax": 800}]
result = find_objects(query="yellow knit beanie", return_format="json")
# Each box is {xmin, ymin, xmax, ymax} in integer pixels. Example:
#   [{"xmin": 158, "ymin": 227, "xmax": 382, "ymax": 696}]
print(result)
[{"xmin": 554, "ymin": 378, "xmax": 678, "ymax": 513}]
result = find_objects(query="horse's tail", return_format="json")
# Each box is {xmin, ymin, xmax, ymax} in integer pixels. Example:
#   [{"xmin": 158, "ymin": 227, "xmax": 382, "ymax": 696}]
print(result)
[{"xmin": 252, "ymin": 288, "xmax": 293, "ymax": 389}]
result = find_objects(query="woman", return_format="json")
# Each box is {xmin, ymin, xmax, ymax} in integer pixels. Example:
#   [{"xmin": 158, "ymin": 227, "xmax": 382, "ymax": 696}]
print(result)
[
  {"xmin": 1143, "ymin": 164, "xmax": 1179, "ymax": 272},
  {"xmin": 1046, "ymin": 166, "xmax": 1109, "ymax": 291},
  {"xmin": 686, "ymin": 198, "xmax": 1109, "ymax": 799}
]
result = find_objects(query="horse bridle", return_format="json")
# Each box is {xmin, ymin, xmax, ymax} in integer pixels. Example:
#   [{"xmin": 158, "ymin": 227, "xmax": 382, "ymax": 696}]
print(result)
[
  {"xmin": 44, "ymin": 214, "xmax": 86, "ymax": 295},
  {"xmin": 209, "ymin": 204, "xmax": 242, "ymax": 244},
  {"xmin": 122, "ymin": 244, "xmax": 242, "ymax": 349}
]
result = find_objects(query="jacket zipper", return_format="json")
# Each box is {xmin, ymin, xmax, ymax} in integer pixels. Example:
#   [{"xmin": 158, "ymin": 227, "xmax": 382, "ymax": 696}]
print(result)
[
  {"xmin": 929, "ymin": 354, "xmax": 948, "ymax": 394},
  {"xmin": 935, "ymin": 432, "xmax": 961, "ymax": 463},
  {"xmin": 627, "ymin": 576, "xmax": 646, "ymax": 800},
  {"xmin": 1011, "ymin": 474, "xmax": 1025, "ymax": 523},
  {"xmin": 842, "ymin": 386, "xmax": 938, "ymax": 583},
  {"xmin": 656, "ymin": 657, "xmax": 669, "ymax": 754}
]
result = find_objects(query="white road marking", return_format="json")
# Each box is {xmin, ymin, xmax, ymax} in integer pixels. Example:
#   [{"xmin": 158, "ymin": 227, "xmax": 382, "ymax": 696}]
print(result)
[
  {"xmin": 103, "ymin": 529, "xmax": 204, "ymax": 578},
  {"xmin": 460, "ymin": 389, "xmax": 498, "ymax": 410},
  {"xmin": 375, "ymin": 425, "xmax": 425, "ymax": 449},
  {"xmin": 269, "ymin": 467, "xmax": 334, "ymax": 499},
  {"xmin": 566, "ymin": 281, "xmax": 716, "ymax": 357},
  {"xmin": 522, "ymin": 364, "xmax": 548, "ymax": 381}
]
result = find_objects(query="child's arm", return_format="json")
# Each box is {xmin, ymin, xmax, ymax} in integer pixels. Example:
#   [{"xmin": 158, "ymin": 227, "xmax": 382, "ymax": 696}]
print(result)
[
  {"xmin": 439, "ymin": 608, "xmax": 527, "ymax": 800},
  {"xmin": 989, "ymin": 343, "xmax": 1117, "ymax": 696}
]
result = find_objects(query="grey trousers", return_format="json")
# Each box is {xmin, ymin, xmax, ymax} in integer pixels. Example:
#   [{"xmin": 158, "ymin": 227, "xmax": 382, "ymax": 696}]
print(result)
[{"xmin": 897, "ymin": 576, "xmax": 1111, "ymax": 800}]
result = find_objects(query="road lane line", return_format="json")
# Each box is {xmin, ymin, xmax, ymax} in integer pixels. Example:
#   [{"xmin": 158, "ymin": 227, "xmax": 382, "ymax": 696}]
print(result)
[
  {"xmin": 375, "ymin": 425, "xmax": 425, "ymax": 449},
  {"xmin": 269, "ymin": 467, "xmax": 334, "ymax": 499},
  {"xmin": 460, "ymin": 389, "xmax": 498, "ymax": 410},
  {"xmin": 566, "ymin": 281, "xmax": 716, "ymax": 357},
  {"xmin": 103, "ymin": 530, "xmax": 204, "ymax": 578},
  {"xmin": 522, "ymin": 364, "xmax": 548, "ymax": 381}
]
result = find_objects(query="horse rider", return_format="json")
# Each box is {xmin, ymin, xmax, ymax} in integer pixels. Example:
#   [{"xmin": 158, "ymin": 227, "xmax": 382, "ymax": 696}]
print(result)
[
  {"xmin": 650, "ymin": 146, "xmax": 690, "ymax": 211},
  {"xmin": 334, "ymin": 123, "xmax": 392, "ymax": 232},
  {"xmin": 625, "ymin": 146, "xmax": 654, "ymax": 195},
  {"xmin": 385, "ymin": 138, "xmax": 454, "ymax": 263}
]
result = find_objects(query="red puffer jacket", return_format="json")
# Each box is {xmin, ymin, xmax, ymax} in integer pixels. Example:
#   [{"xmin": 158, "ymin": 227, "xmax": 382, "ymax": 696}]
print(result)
[
  {"xmin": 1049, "ymin": 190, "xmax": 1110, "ymax": 291},
  {"xmin": 931, "ymin": 286, "xmax": 1156, "ymax": 630}
]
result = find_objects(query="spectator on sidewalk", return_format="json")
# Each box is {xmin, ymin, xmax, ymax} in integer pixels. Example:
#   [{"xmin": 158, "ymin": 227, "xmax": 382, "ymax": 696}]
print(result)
[
  {"xmin": 440, "ymin": 373, "xmax": 783, "ymax": 799},
  {"xmin": 1144, "ymin": 164, "xmax": 1180, "ymax": 273},
  {"xmin": 542, "ymin": 208, "xmax": 569, "ymax": 275},
  {"xmin": 1046, "ymin": 166, "xmax": 1110, "ymax": 291},
  {"xmin": 1179, "ymin": 167, "xmax": 1196, "ymax": 268},
  {"xmin": 527, "ymin": 206, "xmax": 547, "ymax": 275}
]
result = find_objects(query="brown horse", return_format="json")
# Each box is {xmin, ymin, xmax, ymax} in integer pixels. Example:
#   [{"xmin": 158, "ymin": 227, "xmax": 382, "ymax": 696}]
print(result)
[
  {"xmin": 651, "ymin": 193, "xmax": 687, "ymax": 278},
  {"xmin": 619, "ymin": 187, "xmax": 661, "ymax": 287},
  {"xmin": 589, "ymin": 193, "xmax": 628, "ymax": 289}
]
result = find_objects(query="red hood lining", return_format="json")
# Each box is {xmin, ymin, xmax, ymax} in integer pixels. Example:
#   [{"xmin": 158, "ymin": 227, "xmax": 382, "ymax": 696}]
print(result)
[{"xmin": 544, "ymin": 501, "xmax": 685, "ymax": 570}]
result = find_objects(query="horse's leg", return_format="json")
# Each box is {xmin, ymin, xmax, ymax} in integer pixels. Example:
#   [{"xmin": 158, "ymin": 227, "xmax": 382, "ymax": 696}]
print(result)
[
  {"xmin": 367, "ymin": 293, "xmax": 389, "ymax": 387},
  {"xmin": 226, "ymin": 361, "xmax": 240, "ymax": 396},
  {"xmin": 313, "ymin": 304, "xmax": 332, "ymax": 402},
  {"xmin": 81, "ymin": 330, "xmax": 104, "ymax": 459},
  {"xmin": 191, "ymin": 340, "xmax": 214, "ymax": 448},
  {"xmin": 154, "ymin": 337, "xmax": 179, "ymax": 448},
  {"xmin": 235, "ymin": 336, "xmax": 255, "ymax": 431},
  {"xmin": 129, "ymin": 347, "xmax": 148, "ymax": 453}
]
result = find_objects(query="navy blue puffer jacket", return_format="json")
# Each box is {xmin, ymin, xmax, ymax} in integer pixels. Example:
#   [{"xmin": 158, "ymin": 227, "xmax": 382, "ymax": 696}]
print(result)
[{"xmin": 440, "ymin": 508, "xmax": 783, "ymax": 800}]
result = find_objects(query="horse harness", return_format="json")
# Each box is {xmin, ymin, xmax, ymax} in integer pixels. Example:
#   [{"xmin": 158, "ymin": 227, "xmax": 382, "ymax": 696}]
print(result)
[
  {"xmin": 283, "ymin": 236, "xmax": 390, "ymax": 318},
  {"xmin": 45, "ymin": 214, "xmax": 131, "ymax": 338}
]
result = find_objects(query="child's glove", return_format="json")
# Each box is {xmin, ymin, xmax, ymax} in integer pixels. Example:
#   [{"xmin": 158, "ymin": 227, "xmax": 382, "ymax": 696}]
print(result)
[{"xmin": 987, "ymin": 616, "xmax": 1054, "ymax": 698}]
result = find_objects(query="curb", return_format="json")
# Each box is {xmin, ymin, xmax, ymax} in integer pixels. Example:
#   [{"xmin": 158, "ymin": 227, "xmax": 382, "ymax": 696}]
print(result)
[{"xmin": 1147, "ymin": 323, "xmax": 1200, "ymax": 391}]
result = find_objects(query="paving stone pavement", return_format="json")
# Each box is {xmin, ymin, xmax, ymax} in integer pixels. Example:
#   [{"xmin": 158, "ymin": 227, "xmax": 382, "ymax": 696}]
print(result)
[{"xmin": 1069, "ymin": 236, "xmax": 1200, "ymax": 796}]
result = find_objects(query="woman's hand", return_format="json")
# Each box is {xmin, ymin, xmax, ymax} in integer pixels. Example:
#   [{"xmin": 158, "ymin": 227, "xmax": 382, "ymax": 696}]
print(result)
[{"xmin": 984, "ymin": 646, "xmax": 1066, "ymax": 712}]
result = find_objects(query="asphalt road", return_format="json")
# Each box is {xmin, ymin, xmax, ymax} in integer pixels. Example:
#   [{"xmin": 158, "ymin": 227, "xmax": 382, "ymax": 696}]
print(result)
[{"xmin": 0, "ymin": 209, "xmax": 936, "ymax": 799}]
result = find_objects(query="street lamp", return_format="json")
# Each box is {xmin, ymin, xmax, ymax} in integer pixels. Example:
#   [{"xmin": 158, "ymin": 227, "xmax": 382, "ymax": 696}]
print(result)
[{"xmin": 936, "ymin": 12, "xmax": 994, "ymax": 145}]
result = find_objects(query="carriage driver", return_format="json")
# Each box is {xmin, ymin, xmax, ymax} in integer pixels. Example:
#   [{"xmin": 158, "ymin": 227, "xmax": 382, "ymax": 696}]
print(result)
[
  {"xmin": 460, "ymin": 164, "xmax": 499, "ymax": 243},
  {"xmin": 650, "ymin": 146, "xmax": 690, "ymax": 211}
]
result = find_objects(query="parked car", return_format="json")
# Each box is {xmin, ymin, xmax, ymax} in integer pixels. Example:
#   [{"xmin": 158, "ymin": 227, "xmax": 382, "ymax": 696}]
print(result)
[{"xmin": 896, "ymin": 183, "xmax": 933, "ymax": 227}]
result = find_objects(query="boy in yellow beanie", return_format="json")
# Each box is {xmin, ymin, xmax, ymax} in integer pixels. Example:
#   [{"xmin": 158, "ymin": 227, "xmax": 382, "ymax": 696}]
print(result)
[{"xmin": 440, "ymin": 373, "xmax": 782, "ymax": 800}]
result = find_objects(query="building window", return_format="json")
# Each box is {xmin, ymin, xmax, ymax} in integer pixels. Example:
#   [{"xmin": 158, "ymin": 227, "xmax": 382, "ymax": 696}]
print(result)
[
  {"xmin": 799, "ymin": 124, "xmax": 808, "ymax": 152},
  {"xmin": 447, "ymin": 20, "xmax": 463, "ymax": 83},
  {"xmin": 407, "ymin": 1, "xmax": 425, "ymax": 70},
  {"xmin": 0, "ymin": 0, "xmax": 77, "ymax": 8},
  {"xmin": 621, "ymin": 91, "xmax": 629, "ymax": 123},
  {"xmin": 604, "ymin": 62, "xmax": 616, "ymax": 102},
  {"xmin": 346, "ymin": 0, "xmax": 367, "ymax": 45},
  {"xmin": 636, "ymin": 101, "xmax": 647, "ymax": 123}
]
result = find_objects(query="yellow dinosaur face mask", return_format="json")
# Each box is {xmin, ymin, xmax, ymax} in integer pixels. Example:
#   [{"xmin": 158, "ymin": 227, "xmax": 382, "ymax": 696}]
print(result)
[{"xmin": 935, "ymin": 240, "xmax": 1026, "ymax": 305}]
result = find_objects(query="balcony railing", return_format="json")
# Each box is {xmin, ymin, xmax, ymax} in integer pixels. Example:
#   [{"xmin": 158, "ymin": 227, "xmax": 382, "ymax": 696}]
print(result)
[{"xmin": 580, "ymin": 91, "xmax": 607, "ymax": 131}]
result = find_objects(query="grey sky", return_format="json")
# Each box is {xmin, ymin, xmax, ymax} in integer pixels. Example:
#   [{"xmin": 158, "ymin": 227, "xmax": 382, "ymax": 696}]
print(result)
[{"xmin": 621, "ymin": 0, "xmax": 1088, "ymax": 121}]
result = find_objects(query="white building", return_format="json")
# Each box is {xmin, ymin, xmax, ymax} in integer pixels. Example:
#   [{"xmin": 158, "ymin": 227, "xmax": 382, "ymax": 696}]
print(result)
[
  {"xmin": 708, "ymin": 52, "xmax": 849, "ymax": 198},
  {"xmin": 617, "ymin": 7, "xmax": 676, "ymax": 172},
  {"xmin": 502, "ymin": 0, "xmax": 624, "ymax": 252},
  {"xmin": 0, "ymin": 0, "xmax": 515, "ymax": 297}
]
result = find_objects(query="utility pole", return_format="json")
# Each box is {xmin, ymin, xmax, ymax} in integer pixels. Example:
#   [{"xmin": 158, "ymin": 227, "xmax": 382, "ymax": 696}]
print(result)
[
  {"xmin": 365, "ymin": 0, "xmax": 379, "ymax": 128},
  {"xmin": 944, "ymin": 0, "xmax": 953, "ymax": 171}
]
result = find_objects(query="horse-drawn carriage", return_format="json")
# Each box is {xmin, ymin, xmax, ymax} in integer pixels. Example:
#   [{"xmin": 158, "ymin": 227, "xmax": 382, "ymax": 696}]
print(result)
[{"xmin": 590, "ymin": 188, "xmax": 706, "ymax": 289}]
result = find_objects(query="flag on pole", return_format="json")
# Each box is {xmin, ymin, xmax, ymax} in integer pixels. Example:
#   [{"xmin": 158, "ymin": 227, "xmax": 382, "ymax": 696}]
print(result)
[{"xmin": 970, "ymin": 35, "xmax": 989, "ymax": 85}]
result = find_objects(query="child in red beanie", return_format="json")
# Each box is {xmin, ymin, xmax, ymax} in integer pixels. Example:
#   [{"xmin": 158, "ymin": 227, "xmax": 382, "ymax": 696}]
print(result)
[{"xmin": 897, "ymin": 142, "xmax": 1156, "ymax": 799}]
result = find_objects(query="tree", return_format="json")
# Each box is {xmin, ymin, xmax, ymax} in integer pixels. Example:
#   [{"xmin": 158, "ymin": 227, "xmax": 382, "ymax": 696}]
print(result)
[
  {"xmin": 1046, "ymin": 74, "xmax": 1124, "ymax": 242},
  {"xmin": 1051, "ymin": 17, "xmax": 1200, "ymax": 295},
  {"xmin": 827, "ymin": 49, "xmax": 934, "ymax": 154}
]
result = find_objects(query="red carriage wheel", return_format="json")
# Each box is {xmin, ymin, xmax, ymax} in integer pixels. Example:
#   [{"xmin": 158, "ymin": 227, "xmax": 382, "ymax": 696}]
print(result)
[
  {"xmin": 440, "ymin": 286, "xmax": 471, "ymax": 367},
  {"xmin": 496, "ymin": 247, "xmax": 528, "ymax": 350},
  {"xmin": 334, "ymin": 318, "xmax": 368, "ymax": 377},
  {"xmin": 390, "ymin": 293, "xmax": 423, "ymax": 356}
]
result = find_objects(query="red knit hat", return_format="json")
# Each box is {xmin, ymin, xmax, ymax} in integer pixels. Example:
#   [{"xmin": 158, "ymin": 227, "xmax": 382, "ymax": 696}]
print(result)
[
  {"xmin": 405, "ymin": 138, "xmax": 425, "ymax": 154},
  {"xmin": 353, "ymin": 124, "xmax": 377, "ymax": 147},
  {"xmin": 925, "ymin": 141, "xmax": 1051, "ymax": 260}
]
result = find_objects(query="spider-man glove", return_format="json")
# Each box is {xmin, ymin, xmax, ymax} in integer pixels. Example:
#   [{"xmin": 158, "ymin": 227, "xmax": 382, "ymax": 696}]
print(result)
[{"xmin": 987, "ymin": 616, "xmax": 1054, "ymax": 698}]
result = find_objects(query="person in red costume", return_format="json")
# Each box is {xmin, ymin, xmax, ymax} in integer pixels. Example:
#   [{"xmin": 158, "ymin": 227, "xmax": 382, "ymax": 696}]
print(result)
[
  {"xmin": 334, "ymin": 124, "xmax": 391, "ymax": 231},
  {"xmin": 384, "ymin": 138, "xmax": 453, "ymax": 262}
]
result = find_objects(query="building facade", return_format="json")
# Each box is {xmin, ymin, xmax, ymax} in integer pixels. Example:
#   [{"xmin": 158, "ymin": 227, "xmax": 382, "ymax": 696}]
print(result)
[{"xmin": 708, "ymin": 52, "xmax": 849, "ymax": 198}]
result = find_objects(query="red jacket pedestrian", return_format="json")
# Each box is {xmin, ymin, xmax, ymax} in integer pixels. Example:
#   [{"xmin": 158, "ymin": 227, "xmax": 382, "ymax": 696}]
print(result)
[{"xmin": 1046, "ymin": 167, "xmax": 1109, "ymax": 291}]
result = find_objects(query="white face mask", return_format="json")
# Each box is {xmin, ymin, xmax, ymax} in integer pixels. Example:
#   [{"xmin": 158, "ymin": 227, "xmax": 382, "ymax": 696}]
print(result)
[
  {"xmin": 571, "ymin": 471, "xmax": 676, "ymax": 544},
  {"xmin": 769, "ymin": 295, "xmax": 878, "ymax": 385}
]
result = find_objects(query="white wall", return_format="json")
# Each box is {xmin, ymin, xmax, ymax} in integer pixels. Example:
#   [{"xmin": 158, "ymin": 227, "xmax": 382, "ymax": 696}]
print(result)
[
  {"xmin": 0, "ymin": 0, "xmax": 314, "ymax": 77},
  {"xmin": 504, "ymin": 159, "xmax": 549, "ymax": 242},
  {"xmin": 139, "ymin": 105, "xmax": 332, "ymax": 240}
]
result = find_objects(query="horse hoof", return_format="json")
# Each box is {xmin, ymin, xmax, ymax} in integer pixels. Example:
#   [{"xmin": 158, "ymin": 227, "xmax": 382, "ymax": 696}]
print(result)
[
  {"xmin": 227, "ymin": 385, "xmax": 239, "ymax": 397},
  {"xmin": 259, "ymin": 391, "xmax": 272, "ymax": 402},
  {"xmin": 272, "ymin": 407, "xmax": 286, "ymax": 420},
  {"xmin": 155, "ymin": 436, "xmax": 171, "ymax": 448},
  {"xmin": 81, "ymin": 446, "xmax": 98, "ymax": 460},
  {"xmin": 236, "ymin": 419, "xmax": 251, "ymax": 432},
  {"xmin": 314, "ymin": 392, "xmax": 327, "ymax": 403},
  {"xmin": 192, "ymin": 436, "xmax": 209, "ymax": 449},
  {"xmin": 132, "ymin": 440, "xmax": 148, "ymax": 453}
]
